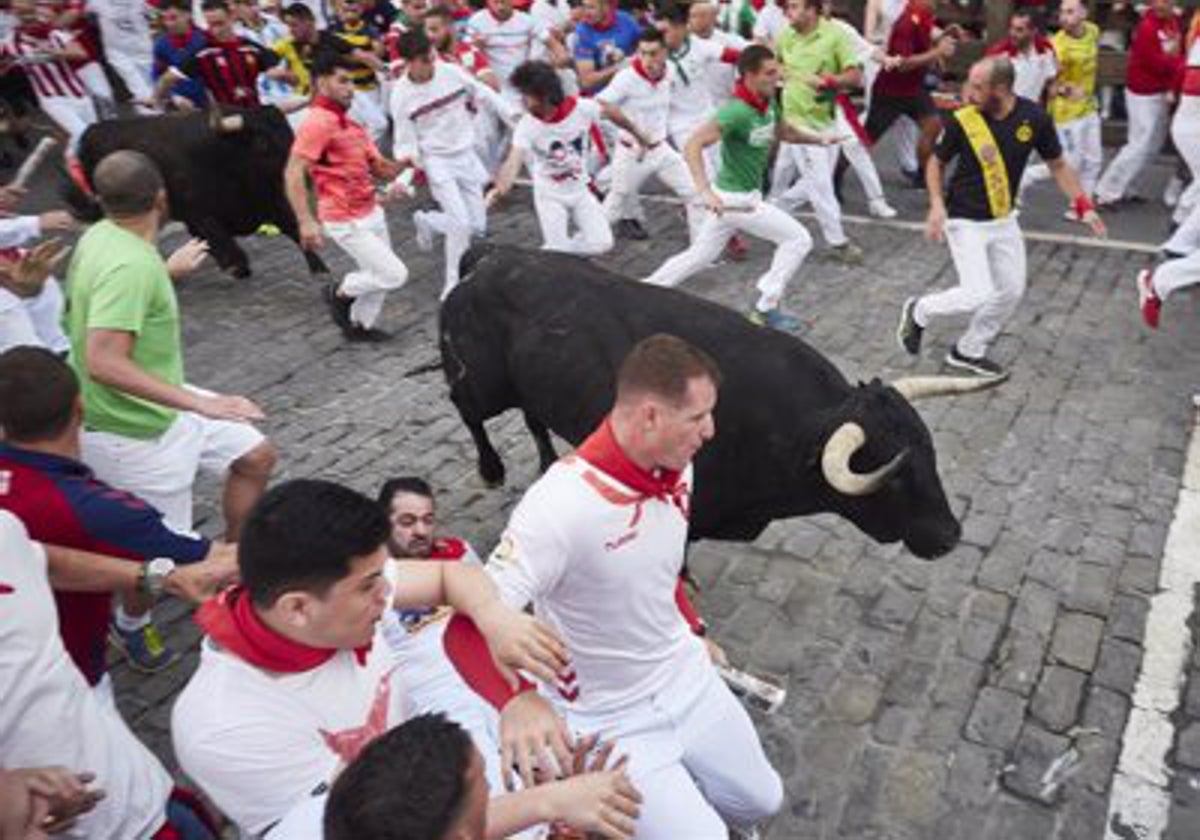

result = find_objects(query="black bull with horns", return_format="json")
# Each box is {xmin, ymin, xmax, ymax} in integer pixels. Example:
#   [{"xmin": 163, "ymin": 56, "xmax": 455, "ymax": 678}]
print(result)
[
  {"xmin": 435, "ymin": 246, "xmax": 1006, "ymax": 560},
  {"xmin": 64, "ymin": 106, "xmax": 329, "ymax": 280}
]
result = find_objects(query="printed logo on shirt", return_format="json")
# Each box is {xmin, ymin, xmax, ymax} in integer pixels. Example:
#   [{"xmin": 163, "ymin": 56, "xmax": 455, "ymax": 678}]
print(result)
[
  {"xmin": 489, "ymin": 534, "xmax": 520, "ymax": 569},
  {"xmin": 318, "ymin": 667, "xmax": 397, "ymax": 764},
  {"xmin": 748, "ymin": 121, "xmax": 775, "ymax": 147},
  {"xmin": 604, "ymin": 530, "xmax": 638, "ymax": 552},
  {"xmin": 1016, "ymin": 122, "xmax": 1033, "ymax": 143}
]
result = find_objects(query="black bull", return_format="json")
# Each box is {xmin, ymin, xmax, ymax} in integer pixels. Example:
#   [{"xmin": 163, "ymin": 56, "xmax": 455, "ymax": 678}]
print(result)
[
  {"xmin": 65, "ymin": 107, "xmax": 328, "ymax": 279},
  {"xmin": 437, "ymin": 246, "xmax": 1006, "ymax": 560}
]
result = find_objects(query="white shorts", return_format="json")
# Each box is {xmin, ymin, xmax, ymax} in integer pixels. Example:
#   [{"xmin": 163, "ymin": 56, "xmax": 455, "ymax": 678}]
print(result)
[{"xmin": 81, "ymin": 388, "xmax": 264, "ymax": 533}]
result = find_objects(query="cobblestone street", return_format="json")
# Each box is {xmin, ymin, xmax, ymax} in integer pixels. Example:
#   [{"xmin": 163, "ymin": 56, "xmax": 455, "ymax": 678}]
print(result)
[{"xmin": 107, "ymin": 182, "xmax": 1200, "ymax": 839}]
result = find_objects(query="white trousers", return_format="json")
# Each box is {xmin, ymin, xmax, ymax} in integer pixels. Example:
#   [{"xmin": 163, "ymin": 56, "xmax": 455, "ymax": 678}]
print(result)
[
  {"xmin": 1152, "ymin": 249, "xmax": 1200, "ymax": 300},
  {"xmin": 1171, "ymin": 97, "xmax": 1200, "ymax": 223},
  {"xmin": 775, "ymin": 142, "xmax": 848, "ymax": 246},
  {"xmin": 0, "ymin": 277, "xmax": 67, "ymax": 354},
  {"xmin": 40, "ymin": 95, "xmax": 97, "ymax": 155},
  {"xmin": 1096, "ymin": 90, "xmax": 1169, "ymax": 203},
  {"xmin": 915, "ymin": 215, "xmax": 1026, "ymax": 359},
  {"xmin": 644, "ymin": 189, "xmax": 813, "ymax": 311},
  {"xmin": 836, "ymin": 106, "xmax": 886, "ymax": 203},
  {"xmin": 423, "ymin": 153, "xmax": 488, "ymax": 298},
  {"xmin": 81, "ymin": 395, "xmax": 264, "ymax": 533},
  {"xmin": 669, "ymin": 119, "xmax": 719, "ymax": 180},
  {"xmin": 534, "ymin": 184, "xmax": 614, "ymax": 256},
  {"xmin": 350, "ymin": 88, "xmax": 388, "ymax": 145},
  {"xmin": 562, "ymin": 652, "xmax": 782, "ymax": 838},
  {"xmin": 106, "ymin": 50, "xmax": 154, "ymax": 102},
  {"xmin": 602, "ymin": 143, "xmax": 703, "ymax": 242},
  {"xmin": 1164, "ymin": 196, "xmax": 1200, "ymax": 255},
  {"xmin": 324, "ymin": 206, "xmax": 409, "ymax": 329},
  {"xmin": 1023, "ymin": 112, "xmax": 1103, "ymax": 198}
]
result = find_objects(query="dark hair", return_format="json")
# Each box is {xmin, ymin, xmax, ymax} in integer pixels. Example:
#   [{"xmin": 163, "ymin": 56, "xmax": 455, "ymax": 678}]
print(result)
[
  {"xmin": 737, "ymin": 43, "xmax": 774, "ymax": 76},
  {"xmin": 510, "ymin": 60, "xmax": 564, "ymax": 107},
  {"xmin": 159, "ymin": 0, "xmax": 191, "ymax": 12},
  {"xmin": 377, "ymin": 476, "xmax": 433, "ymax": 508},
  {"xmin": 239, "ymin": 479, "xmax": 392, "ymax": 607},
  {"xmin": 282, "ymin": 1, "xmax": 315, "ymax": 20},
  {"xmin": 324, "ymin": 714, "xmax": 475, "ymax": 840},
  {"xmin": 314, "ymin": 51, "xmax": 359, "ymax": 79},
  {"xmin": 93, "ymin": 150, "xmax": 164, "ymax": 217},
  {"xmin": 636, "ymin": 25, "xmax": 665, "ymax": 46},
  {"xmin": 200, "ymin": 0, "xmax": 230, "ymax": 12},
  {"xmin": 659, "ymin": 1, "xmax": 688, "ymax": 26},
  {"xmin": 396, "ymin": 28, "xmax": 433, "ymax": 60},
  {"xmin": 0, "ymin": 347, "xmax": 79, "ymax": 442},
  {"xmin": 616, "ymin": 333, "xmax": 721, "ymax": 404},
  {"xmin": 986, "ymin": 56, "xmax": 1016, "ymax": 90},
  {"xmin": 423, "ymin": 4, "xmax": 453, "ymax": 23}
]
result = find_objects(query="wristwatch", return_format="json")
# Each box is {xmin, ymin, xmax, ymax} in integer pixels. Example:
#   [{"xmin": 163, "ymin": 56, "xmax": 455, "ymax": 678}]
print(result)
[{"xmin": 141, "ymin": 557, "xmax": 176, "ymax": 597}]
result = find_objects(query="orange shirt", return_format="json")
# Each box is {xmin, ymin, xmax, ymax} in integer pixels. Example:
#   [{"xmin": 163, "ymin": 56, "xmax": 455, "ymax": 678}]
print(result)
[{"xmin": 291, "ymin": 98, "xmax": 381, "ymax": 223}]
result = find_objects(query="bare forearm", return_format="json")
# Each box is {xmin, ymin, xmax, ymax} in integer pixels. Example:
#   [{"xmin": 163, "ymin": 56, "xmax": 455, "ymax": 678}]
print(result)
[
  {"xmin": 44, "ymin": 544, "xmax": 140, "ymax": 593},
  {"xmin": 1049, "ymin": 158, "xmax": 1085, "ymax": 201},
  {"xmin": 87, "ymin": 348, "xmax": 200, "ymax": 412},
  {"xmin": 494, "ymin": 149, "xmax": 524, "ymax": 192},
  {"xmin": 485, "ymin": 789, "xmax": 559, "ymax": 838},
  {"xmin": 442, "ymin": 562, "xmax": 502, "ymax": 621},
  {"xmin": 285, "ymin": 161, "xmax": 316, "ymax": 227},
  {"xmin": 925, "ymin": 156, "xmax": 945, "ymax": 205},
  {"xmin": 684, "ymin": 138, "xmax": 711, "ymax": 193}
]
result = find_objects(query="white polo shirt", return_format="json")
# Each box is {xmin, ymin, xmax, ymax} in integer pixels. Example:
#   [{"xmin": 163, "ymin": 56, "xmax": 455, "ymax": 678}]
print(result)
[
  {"xmin": 0, "ymin": 512, "xmax": 172, "ymax": 840},
  {"xmin": 390, "ymin": 60, "xmax": 516, "ymax": 163},
  {"xmin": 467, "ymin": 8, "xmax": 550, "ymax": 87},
  {"xmin": 597, "ymin": 61, "xmax": 673, "ymax": 146}
]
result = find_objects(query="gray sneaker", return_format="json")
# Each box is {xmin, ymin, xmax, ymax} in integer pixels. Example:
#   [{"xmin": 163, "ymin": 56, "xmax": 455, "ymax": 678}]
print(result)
[
  {"xmin": 945, "ymin": 347, "xmax": 1005, "ymax": 377},
  {"xmin": 897, "ymin": 297, "xmax": 923, "ymax": 356},
  {"xmin": 827, "ymin": 240, "xmax": 864, "ymax": 265}
]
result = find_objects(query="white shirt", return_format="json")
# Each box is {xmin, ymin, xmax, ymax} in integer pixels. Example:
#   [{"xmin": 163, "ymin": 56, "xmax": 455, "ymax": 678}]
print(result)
[
  {"xmin": 665, "ymin": 34, "xmax": 733, "ymax": 134},
  {"xmin": 391, "ymin": 60, "xmax": 517, "ymax": 162},
  {"xmin": 486, "ymin": 456, "xmax": 709, "ymax": 715},
  {"xmin": 0, "ymin": 512, "xmax": 172, "ymax": 840},
  {"xmin": 597, "ymin": 63, "xmax": 672, "ymax": 146},
  {"xmin": 1009, "ymin": 43, "xmax": 1058, "ymax": 102},
  {"xmin": 695, "ymin": 29, "xmax": 744, "ymax": 114},
  {"xmin": 467, "ymin": 8, "xmax": 549, "ymax": 87},
  {"xmin": 752, "ymin": 3, "xmax": 787, "ymax": 45},
  {"xmin": 529, "ymin": 0, "xmax": 569, "ymax": 60},
  {"xmin": 172, "ymin": 561, "xmax": 410, "ymax": 837},
  {"xmin": 512, "ymin": 96, "xmax": 602, "ymax": 194},
  {"xmin": 87, "ymin": 0, "xmax": 151, "ymax": 58}
]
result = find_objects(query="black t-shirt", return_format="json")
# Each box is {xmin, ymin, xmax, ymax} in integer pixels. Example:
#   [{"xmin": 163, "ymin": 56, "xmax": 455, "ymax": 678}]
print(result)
[{"xmin": 935, "ymin": 96, "xmax": 1062, "ymax": 221}]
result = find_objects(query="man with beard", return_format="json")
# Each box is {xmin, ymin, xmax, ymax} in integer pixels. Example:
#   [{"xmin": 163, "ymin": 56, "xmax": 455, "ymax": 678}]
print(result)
[{"xmin": 896, "ymin": 56, "xmax": 1104, "ymax": 377}]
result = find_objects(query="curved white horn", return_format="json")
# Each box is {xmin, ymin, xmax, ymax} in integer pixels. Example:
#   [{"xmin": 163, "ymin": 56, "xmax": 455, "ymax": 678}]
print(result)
[
  {"xmin": 216, "ymin": 114, "xmax": 245, "ymax": 133},
  {"xmin": 821, "ymin": 422, "xmax": 907, "ymax": 497},
  {"xmin": 890, "ymin": 372, "xmax": 1009, "ymax": 402}
]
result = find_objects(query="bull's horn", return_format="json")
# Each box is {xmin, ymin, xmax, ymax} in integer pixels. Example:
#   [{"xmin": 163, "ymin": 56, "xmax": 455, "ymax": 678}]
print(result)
[
  {"xmin": 216, "ymin": 114, "xmax": 245, "ymax": 133},
  {"xmin": 890, "ymin": 373, "xmax": 1009, "ymax": 402},
  {"xmin": 821, "ymin": 422, "xmax": 907, "ymax": 497}
]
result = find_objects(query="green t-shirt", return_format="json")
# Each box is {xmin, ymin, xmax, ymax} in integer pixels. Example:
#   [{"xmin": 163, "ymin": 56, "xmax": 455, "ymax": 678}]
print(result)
[
  {"xmin": 715, "ymin": 97, "xmax": 778, "ymax": 194},
  {"xmin": 777, "ymin": 19, "xmax": 859, "ymax": 130},
  {"xmin": 63, "ymin": 220, "xmax": 184, "ymax": 439}
]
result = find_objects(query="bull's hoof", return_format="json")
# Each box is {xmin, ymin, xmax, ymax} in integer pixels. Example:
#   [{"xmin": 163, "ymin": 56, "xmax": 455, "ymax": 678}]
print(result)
[
  {"xmin": 230, "ymin": 265, "xmax": 252, "ymax": 279},
  {"xmin": 479, "ymin": 458, "xmax": 506, "ymax": 488}
]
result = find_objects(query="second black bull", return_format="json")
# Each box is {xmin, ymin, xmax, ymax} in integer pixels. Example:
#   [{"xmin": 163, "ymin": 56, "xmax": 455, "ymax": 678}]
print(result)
[
  {"xmin": 437, "ymin": 246, "xmax": 1006, "ymax": 560},
  {"xmin": 65, "ymin": 106, "xmax": 328, "ymax": 279}
]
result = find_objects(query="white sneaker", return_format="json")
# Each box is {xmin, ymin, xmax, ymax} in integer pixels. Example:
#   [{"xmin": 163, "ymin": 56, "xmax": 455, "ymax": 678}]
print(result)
[
  {"xmin": 1165, "ymin": 176, "xmax": 1184, "ymax": 208},
  {"xmin": 413, "ymin": 211, "xmax": 435, "ymax": 252},
  {"xmin": 868, "ymin": 198, "xmax": 898, "ymax": 219}
]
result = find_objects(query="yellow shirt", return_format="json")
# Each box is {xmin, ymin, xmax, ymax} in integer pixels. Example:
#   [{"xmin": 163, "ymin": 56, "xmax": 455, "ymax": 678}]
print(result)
[{"xmin": 1049, "ymin": 22, "xmax": 1099, "ymax": 125}]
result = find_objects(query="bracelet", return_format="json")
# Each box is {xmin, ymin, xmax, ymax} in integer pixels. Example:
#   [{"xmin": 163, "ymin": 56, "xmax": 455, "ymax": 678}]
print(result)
[{"xmin": 1073, "ymin": 194, "xmax": 1095, "ymax": 218}]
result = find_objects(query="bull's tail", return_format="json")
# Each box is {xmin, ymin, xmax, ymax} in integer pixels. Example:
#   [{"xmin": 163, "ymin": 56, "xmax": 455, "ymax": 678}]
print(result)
[
  {"xmin": 403, "ymin": 357, "xmax": 443, "ymax": 378},
  {"xmin": 59, "ymin": 160, "xmax": 102, "ymax": 223}
]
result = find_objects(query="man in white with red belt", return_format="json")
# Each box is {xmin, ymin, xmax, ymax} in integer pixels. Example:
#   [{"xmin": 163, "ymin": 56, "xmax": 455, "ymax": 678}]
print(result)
[
  {"xmin": 598, "ymin": 27, "xmax": 704, "ymax": 244},
  {"xmin": 445, "ymin": 334, "xmax": 783, "ymax": 839}
]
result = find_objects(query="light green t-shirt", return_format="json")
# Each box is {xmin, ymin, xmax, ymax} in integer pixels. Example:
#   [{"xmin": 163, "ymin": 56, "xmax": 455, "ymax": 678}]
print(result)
[
  {"xmin": 64, "ymin": 220, "xmax": 184, "ymax": 439},
  {"xmin": 715, "ymin": 96, "xmax": 778, "ymax": 193},
  {"xmin": 777, "ymin": 19, "xmax": 859, "ymax": 130}
]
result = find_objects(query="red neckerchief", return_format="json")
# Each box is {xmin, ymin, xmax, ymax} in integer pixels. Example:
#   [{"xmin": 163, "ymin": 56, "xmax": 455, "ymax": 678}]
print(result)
[
  {"xmin": 733, "ymin": 80, "xmax": 770, "ymax": 114},
  {"xmin": 540, "ymin": 95, "xmax": 578, "ymax": 123},
  {"xmin": 195, "ymin": 585, "xmax": 372, "ymax": 672},
  {"xmin": 750, "ymin": 0, "xmax": 765, "ymax": 9},
  {"xmin": 17, "ymin": 21, "xmax": 52, "ymax": 39},
  {"xmin": 167, "ymin": 25, "xmax": 197, "ymax": 49},
  {"xmin": 632, "ymin": 57, "xmax": 664, "ymax": 85},
  {"xmin": 575, "ymin": 417, "xmax": 688, "ymax": 524},
  {"xmin": 989, "ymin": 35, "xmax": 1055, "ymax": 57},
  {"xmin": 430, "ymin": 537, "xmax": 468, "ymax": 560},
  {"xmin": 313, "ymin": 94, "xmax": 349, "ymax": 128},
  {"xmin": 588, "ymin": 8, "xmax": 617, "ymax": 31}
]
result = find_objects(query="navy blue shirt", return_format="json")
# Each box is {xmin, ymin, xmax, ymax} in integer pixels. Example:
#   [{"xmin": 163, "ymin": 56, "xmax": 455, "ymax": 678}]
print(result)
[
  {"xmin": 153, "ymin": 27, "xmax": 209, "ymax": 107},
  {"xmin": 574, "ymin": 10, "xmax": 641, "ymax": 94}
]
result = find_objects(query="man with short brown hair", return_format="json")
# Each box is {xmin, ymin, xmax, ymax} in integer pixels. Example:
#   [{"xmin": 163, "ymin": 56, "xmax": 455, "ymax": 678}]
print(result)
[{"xmin": 446, "ymin": 333, "xmax": 782, "ymax": 839}]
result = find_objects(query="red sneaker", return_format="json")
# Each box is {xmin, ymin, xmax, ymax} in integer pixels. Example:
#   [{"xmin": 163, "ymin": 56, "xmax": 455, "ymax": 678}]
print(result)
[
  {"xmin": 724, "ymin": 234, "xmax": 748, "ymax": 262},
  {"xmin": 1137, "ymin": 269, "xmax": 1161, "ymax": 329}
]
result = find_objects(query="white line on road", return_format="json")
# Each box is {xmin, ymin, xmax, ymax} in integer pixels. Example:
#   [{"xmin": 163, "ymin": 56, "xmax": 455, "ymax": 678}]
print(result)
[{"xmin": 1106, "ymin": 404, "xmax": 1200, "ymax": 839}]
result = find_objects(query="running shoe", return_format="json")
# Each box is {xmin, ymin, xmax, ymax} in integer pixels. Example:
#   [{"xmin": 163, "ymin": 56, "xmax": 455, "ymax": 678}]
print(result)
[
  {"xmin": 109, "ymin": 620, "xmax": 180, "ymax": 674},
  {"xmin": 896, "ymin": 297, "xmax": 923, "ymax": 355},
  {"xmin": 945, "ymin": 347, "xmax": 1005, "ymax": 377},
  {"xmin": 1137, "ymin": 269, "xmax": 1161, "ymax": 329}
]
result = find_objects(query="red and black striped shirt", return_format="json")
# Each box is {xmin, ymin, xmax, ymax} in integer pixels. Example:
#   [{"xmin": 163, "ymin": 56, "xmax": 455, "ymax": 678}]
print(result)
[{"xmin": 179, "ymin": 34, "xmax": 279, "ymax": 108}]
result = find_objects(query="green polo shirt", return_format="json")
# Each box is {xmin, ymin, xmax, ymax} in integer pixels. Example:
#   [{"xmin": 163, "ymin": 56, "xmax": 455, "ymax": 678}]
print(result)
[
  {"xmin": 777, "ymin": 18, "xmax": 859, "ymax": 130},
  {"xmin": 64, "ymin": 220, "xmax": 184, "ymax": 439},
  {"xmin": 715, "ymin": 97, "xmax": 778, "ymax": 193}
]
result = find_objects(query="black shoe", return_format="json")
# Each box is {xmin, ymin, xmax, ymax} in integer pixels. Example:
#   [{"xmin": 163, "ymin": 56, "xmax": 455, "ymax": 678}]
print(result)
[
  {"xmin": 901, "ymin": 167, "xmax": 923, "ymax": 189},
  {"xmin": 345, "ymin": 325, "xmax": 394, "ymax": 343},
  {"xmin": 897, "ymin": 297, "xmax": 923, "ymax": 355},
  {"xmin": 323, "ymin": 281, "xmax": 353, "ymax": 333},
  {"xmin": 945, "ymin": 347, "xmax": 1005, "ymax": 377},
  {"xmin": 617, "ymin": 218, "xmax": 649, "ymax": 240}
]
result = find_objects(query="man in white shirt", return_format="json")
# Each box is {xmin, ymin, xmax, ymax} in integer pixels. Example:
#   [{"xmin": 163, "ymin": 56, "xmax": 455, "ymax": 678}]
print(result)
[
  {"xmin": 389, "ymin": 28, "xmax": 517, "ymax": 298},
  {"xmin": 598, "ymin": 28, "xmax": 703, "ymax": 243},
  {"xmin": 0, "ymin": 511, "xmax": 222, "ymax": 839},
  {"xmin": 0, "ymin": 210, "xmax": 74, "ymax": 353},
  {"xmin": 445, "ymin": 335, "xmax": 783, "ymax": 839},
  {"xmin": 467, "ymin": 0, "xmax": 565, "ymax": 98},
  {"xmin": 489, "ymin": 59, "xmax": 648, "ymax": 256},
  {"xmin": 88, "ymin": 0, "xmax": 155, "ymax": 108},
  {"xmin": 688, "ymin": 0, "xmax": 745, "ymax": 107},
  {"xmin": 173, "ymin": 478, "xmax": 639, "ymax": 839},
  {"xmin": 751, "ymin": 0, "xmax": 786, "ymax": 45},
  {"xmin": 985, "ymin": 10, "xmax": 1058, "ymax": 103},
  {"xmin": 660, "ymin": 3, "xmax": 739, "ymax": 166}
]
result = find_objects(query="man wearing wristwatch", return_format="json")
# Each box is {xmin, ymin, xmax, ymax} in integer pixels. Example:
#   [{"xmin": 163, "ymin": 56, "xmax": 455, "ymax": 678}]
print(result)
[{"xmin": 0, "ymin": 347, "xmax": 238, "ymax": 697}]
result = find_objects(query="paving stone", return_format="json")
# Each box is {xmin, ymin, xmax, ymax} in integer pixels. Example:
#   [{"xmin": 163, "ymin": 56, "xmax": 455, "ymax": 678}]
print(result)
[
  {"xmin": 983, "ymin": 794, "xmax": 1057, "ymax": 839},
  {"xmin": 1063, "ymin": 562, "xmax": 1118, "ymax": 615},
  {"xmin": 990, "ymin": 627, "xmax": 1047, "ymax": 697},
  {"xmin": 933, "ymin": 657, "xmax": 985, "ymax": 710},
  {"xmin": 965, "ymin": 687, "xmax": 1027, "ymax": 750},
  {"xmin": 1011, "ymin": 579, "xmax": 1059, "ymax": 638},
  {"xmin": 976, "ymin": 535, "xmax": 1034, "ymax": 595},
  {"xmin": 1030, "ymin": 666, "xmax": 1087, "ymax": 733},
  {"xmin": 1108, "ymin": 593, "xmax": 1150, "ymax": 643},
  {"xmin": 1001, "ymin": 723, "xmax": 1074, "ymax": 804},
  {"xmin": 1049, "ymin": 612, "xmax": 1105, "ymax": 671},
  {"xmin": 944, "ymin": 741, "xmax": 1004, "ymax": 806},
  {"xmin": 958, "ymin": 617, "xmax": 1006, "ymax": 664},
  {"xmin": 1178, "ymin": 724, "xmax": 1200, "ymax": 770},
  {"xmin": 825, "ymin": 673, "xmax": 884, "ymax": 725},
  {"xmin": 1093, "ymin": 637, "xmax": 1143, "ymax": 696},
  {"xmin": 868, "ymin": 584, "xmax": 923, "ymax": 631}
]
